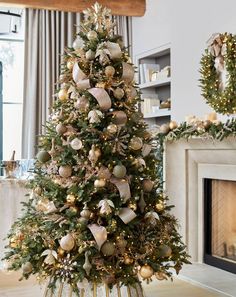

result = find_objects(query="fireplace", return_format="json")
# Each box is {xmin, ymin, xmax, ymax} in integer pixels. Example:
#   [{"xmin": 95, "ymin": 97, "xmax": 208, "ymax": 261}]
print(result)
[{"xmin": 204, "ymin": 178, "xmax": 236, "ymax": 274}]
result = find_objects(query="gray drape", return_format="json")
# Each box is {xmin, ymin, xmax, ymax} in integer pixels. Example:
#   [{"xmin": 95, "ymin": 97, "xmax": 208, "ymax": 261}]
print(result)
[
  {"xmin": 22, "ymin": 9, "xmax": 79, "ymax": 158},
  {"xmin": 114, "ymin": 16, "xmax": 133, "ymax": 56}
]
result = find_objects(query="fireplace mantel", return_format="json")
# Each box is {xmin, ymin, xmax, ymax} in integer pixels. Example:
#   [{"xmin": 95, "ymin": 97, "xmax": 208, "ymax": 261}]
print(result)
[{"xmin": 164, "ymin": 137, "xmax": 236, "ymax": 262}]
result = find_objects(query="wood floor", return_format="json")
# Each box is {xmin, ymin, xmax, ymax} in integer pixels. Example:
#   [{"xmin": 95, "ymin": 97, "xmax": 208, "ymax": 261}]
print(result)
[{"xmin": 0, "ymin": 272, "xmax": 227, "ymax": 297}]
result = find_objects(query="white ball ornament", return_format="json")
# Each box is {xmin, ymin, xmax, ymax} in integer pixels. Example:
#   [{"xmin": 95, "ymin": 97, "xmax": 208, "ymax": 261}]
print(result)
[
  {"xmin": 56, "ymin": 123, "xmax": 67, "ymax": 135},
  {"xmin": 59, "ymin": 165, "xmax": 72, "ymax": 178},
  {"xmin": 159, "ymin": 123, "xmax": 170, "ymax": 134},
  {"xmin": 169, "ymin": 120, "xmax": 178, "ymax": 130},
  {"xmin": 113, "ymin": 87, "xmax": 125, "ymax": 99},
  {"xmin": 70, "ymin": 138, "xmax": 83, "ymax": 150},
  {"xmin": 85, "ymin": 49, "xmax": 95, "ymax": 60},
  {"xmin": 113, "ymin": 164, "xmax": 127, "ymax": 179},
  {"xmin": 105, "ymin": 66, "xmax": 115, "ymax": 77},
  {"xmin": 22, "ymin": 262, "xmax": 33, "ymax": 274},
  {"xmin": 87, "ymin": 30, "xmax": 98, "ymax": 41},
  {"xmin": 129, "ymin": 137, "xmax": 143, "ymax": 150},
  {"xmin": 94, "ymin": 179, "xmax": 106, "ymax": 188},
  {"xmin": 60, "ymin": 234, "xmax": 75, "ymax": 251},
  {"xmin": 58, "ymin": 89, "xmax": 68, "ymax": 101}
]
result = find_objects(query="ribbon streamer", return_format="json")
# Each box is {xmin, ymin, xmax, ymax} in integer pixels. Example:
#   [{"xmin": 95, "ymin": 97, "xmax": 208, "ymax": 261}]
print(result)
[
  {"xmin": 88, "ymin": 88, "xmax": 112, "ymax": 111},
  {"xmin": 142, "ymin": 144, "xmax": 152, "ymax": 157},
  {"xmin": 73, "ymin": 63, "xmax": 91, "ymax": 90},
  {"xmin": 122, "ymin": 62, "xmax": 134, "ymax": 83},
  {"xmin": 118, "ymin": 207, "xmax": 137, "ymax": 224},
  {"xmin": 106, "ymin": 41, "xmax": 122, "ymax": 60},
  {"xmin": 110, "ymin": 177, "xmax": 131, "ymax": 202},
  {"xmin": 88, "ymin": 224, "xmax": 107, "ymax": 250}
]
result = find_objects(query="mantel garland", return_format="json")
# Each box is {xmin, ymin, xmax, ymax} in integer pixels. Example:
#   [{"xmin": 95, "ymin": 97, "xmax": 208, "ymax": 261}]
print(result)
[
  {"xmin": 154, "ymin": 117, "xmax": 236, "ymax": 182},
  {"xmin": 200, "ymin": 33, "xmax": 236, "ymax": 114}
]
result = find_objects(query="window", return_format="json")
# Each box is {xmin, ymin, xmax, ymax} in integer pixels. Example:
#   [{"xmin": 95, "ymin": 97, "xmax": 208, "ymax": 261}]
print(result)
[{"xmin": 0, "ymin": 38, "xmax": 24, "ymax": 160}]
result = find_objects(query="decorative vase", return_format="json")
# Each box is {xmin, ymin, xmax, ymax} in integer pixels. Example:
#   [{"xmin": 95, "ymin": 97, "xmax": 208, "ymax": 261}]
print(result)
[{"xmin": 44, "ymin": 281, "xmax": 144, "ymax": 297}]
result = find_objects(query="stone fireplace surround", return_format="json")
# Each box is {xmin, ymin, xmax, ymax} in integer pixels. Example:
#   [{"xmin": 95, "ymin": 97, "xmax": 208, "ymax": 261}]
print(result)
[{"xmin": 164, "ymin": 137, "xmax": 236, "ymax": 296}]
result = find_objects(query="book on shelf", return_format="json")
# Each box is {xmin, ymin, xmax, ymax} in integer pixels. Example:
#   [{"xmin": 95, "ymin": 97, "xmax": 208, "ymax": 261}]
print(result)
[
  {"xmin": 139, "ymin": 63, "xmax": 160, "ymax": 84},
  {"xmin": 140, "ymin": 94, "xmax": 160, "ymax": 115}
]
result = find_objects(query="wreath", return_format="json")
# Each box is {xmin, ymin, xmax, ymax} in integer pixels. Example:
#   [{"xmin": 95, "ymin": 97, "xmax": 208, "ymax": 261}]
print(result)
[{"xmin": 200, "ymin": 33, "xmax": 236, "ymax": 114}]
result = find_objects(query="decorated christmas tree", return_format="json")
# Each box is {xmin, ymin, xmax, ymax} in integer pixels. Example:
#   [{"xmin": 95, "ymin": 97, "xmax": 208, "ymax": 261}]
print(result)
[{"xmin": 3, "ymin": 3, "xmax": 189, "ymax": 296}]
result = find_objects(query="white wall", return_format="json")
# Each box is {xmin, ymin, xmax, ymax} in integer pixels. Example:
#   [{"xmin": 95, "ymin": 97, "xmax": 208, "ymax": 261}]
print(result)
[{"xmin": 132, "ymin": 0, "xmax": 236, "ymax": 122}]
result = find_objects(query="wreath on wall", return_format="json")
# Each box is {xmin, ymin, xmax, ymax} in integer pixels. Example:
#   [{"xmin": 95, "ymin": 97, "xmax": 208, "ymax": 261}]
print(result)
[{"xmin": 200, "ymin": 33, "xmax": 236, "ymax": 114}]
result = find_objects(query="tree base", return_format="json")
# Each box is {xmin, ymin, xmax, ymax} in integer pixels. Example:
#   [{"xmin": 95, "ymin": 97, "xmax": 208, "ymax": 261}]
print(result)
[{"xmin": 44, "ymin": 281, "xmax": 144, "ymax": 297}]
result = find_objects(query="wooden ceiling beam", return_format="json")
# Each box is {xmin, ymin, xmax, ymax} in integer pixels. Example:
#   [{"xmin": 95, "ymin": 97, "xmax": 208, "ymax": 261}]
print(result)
[{"xmin": 0, "ymin": 0, "xmax": 146, "ymax": 16}]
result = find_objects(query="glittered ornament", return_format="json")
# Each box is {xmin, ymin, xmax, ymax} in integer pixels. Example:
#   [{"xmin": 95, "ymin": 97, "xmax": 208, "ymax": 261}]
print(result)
[
  {"xmin": 105, "ymin": 65, "xmax": 115, "ymax": 77},
  {"xmin": 113, "ymin": 164, "xmax": 126, "ymax": 178},
  {"xmin": 59, "ymin": 234, "xmax": 75, "ymax": 251},
  {"xmin": 85, "ymin": 49, "xmax": 95, "ymax": 60},
  {"xmin": 88, "ymin": 110, "xmax": 103, "ymax": 124},
  {"xmin": 94, "ymin": 179, "xmax": 106, "ymax": 188},
  {"xmin": 107, "ymin": 123, "xmax": 118, "ymax": 134},
  {"xmin": 57, "ymin": 247, "xmax": 65, "ymax": 257},
  {"xmin": 37, "ymin": 151, "xmax": 51, "ymax": 163},
  {"xmin": 22, "ymin": 262, "xmax": 33, "ymax": 274},
  {"xmin": 124, "ymin": 254, "xmax": 134, "ymax": 265},
  {"xmin": 101, "ymin": 241, "xmax": 115, "ymax": 256},
  {"xmin": 126, "ymin": 86, "xmax": 137, "ymax": 100},
  {"xmin": 142, "ymin": 179, "xmax": 154, "ymax": 192},
  {"xmin": 169, "ymin": 120, "xmax": 178, "ymax": 130},
  {"xmin": 59, "ymin": 165, "xmax": 72, "ymax": 178},
  {"xmin": 66, "ymin": 194, "xmax": 76, "ymax": 204},
  {"xmin": 113, "ymin": 87, "xmax": 125, "ymax": 99},
  {"xmin": 56, "ymin": 123, "xmax": 67, "ymax": 135},
  {"xmin": 117, "ymin": 237, "xmax": 127, "ymax": 250},
  {"xmin": 156, "ymin": 202, "xmax": 164, "ymax": 212},
  {"xmin": 139, "ymin": 264, "xmax": 154, "ymax": 279},
  {"xmin": 203, "ymin": 120, "xmax": 211, "ymax": 129},
  {"xmin": 87, "ymin": 30, "xmax": 98, "ymax": 40},
  {"xmin": 89, "ymin": 145, "xmax": 101, "ymax": 166},
  {"xmin": 129, "ymin": 137, "xmax": 143, "ymax": 150},
  {"xmin": 83, "ymin": 251, "xmax": 92, "ymax": 276},
  {"xmin": 70, "ymin": 138, "xmax": 83, "ymax": 150},
  {"xmin": 58, "ymin": 89, "xmax": 68, "ymax": 101},
  {"xmin": 77, "ymin": 217, "xmax": 88, "ymax": 230},
  {"xmin": 34, "ymin": 186, "xmax": 42, "ymax": 195},
  {"xmin": 98, "ymin": 166, "xmax": 111, "ymax": 180},
  {"xmin": 159, "ymin": 123, "xmax": 170, "ymax": 134}
]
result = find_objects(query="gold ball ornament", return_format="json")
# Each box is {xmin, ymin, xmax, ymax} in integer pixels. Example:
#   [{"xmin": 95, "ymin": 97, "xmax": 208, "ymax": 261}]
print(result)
[
  {"xmin": 160, "ymin": 124, "xmax": 170, "ymax": 134},
  {"xmin": 129, "ymin": 137, "xmax": 143, "ymax": 150},
  {"xmin": 70, "ymin": 138, "xmax": 83, "ymax": 150},
  {"xmin": 22, "ymin": 262, "xmax": 33, "ymax": 274},
  {"xmin": 59, "ymin": 165, "xmax": 72, "ymax": 178},
  {"xmin": 128, "ymin": 202, "xmax": 137, "ymax": 211},
  {"xmin": 143, "ymin": 179, "xmax": 154, "ymax": 192},
  {"xmin": 74, "ymin": 96, "xmax": 89, "ymax": 111},
  {"xmin": 67, "ymin": 60, "xmax": 75, "ymax": 70},
  {"xmin": 113, "ymin": 87, "xmax": 125, "ymax": 99},
  {"xmin": 107, "ymin": 124, "xmax": 118, "ymax": 134},
  {"xmin": 169, "ymin": 120, "xmax": 178, "ymax": 130},
  {"xmin": 60, "ymin": 234, "xmax": 75, "ymax": 251},
  {"xmin": 105, "ymin": 65, "xmax": 115, "ymax": 77},
  {"xmin": 66, "ymin": 194, "xmax": 76, "ymax": 204},
  {"xmin": 94, "ymin": 179, "xmax": 106, "ymax": 188},
  {"xmin": 139, "ymin": 264, "xmax": 154, "ymax": 279},
  {"xmin": 101, "ymin": 241, "xmax": 116, "ymax": 256},
  {"xmin": 56, "ymin": 123, "xmax": 67, "ymax": 135},
  {"xmin": 58, "ymin": 89, "xmax": 68, "ymax": 101},
  {"xmin": 80, "ymin": 206, "xmax": 91, "ymax": 219},
  {"xmin": 156, "ymin": 202, "xmax": 164, "ymax": 212},
  {"xmin": 113, "ymin": 164, "xmax": 127, "ymax": 178},
  {"xmin": 37, "ymin": 151, "xmax": 51, "ymax": 163},
  {"xmin": 203, "ymin": 120, "xmax": 211, "ymax": 129},
  {"xmin": 57, "ymin": 247, "xmax": 65, "ymax": 257},
  {"xmin": 85, "ymin": 49, "xmax": 95, "ymax": 60},
  {"xmin": 124, "ymin": 254, "xmax": 134, "ymax": 265},
  {"xmin": 87, "ymin": 30, "xmax": 98, "ymax": 40},
  {"xmin": 34, "ymin": 186, "xmax": 42, "ymax": 195},
  {"xmin": 117, "ymin": 237, "xmax": 127, "ymax": 249}
]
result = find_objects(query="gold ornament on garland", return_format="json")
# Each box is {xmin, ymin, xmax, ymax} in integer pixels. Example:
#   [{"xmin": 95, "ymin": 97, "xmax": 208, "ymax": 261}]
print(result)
[
  {"xmin": 200, "ymin": 32, "xmax": 236, "ymax": 114},
  {"xmin": 139, "ymin": 264, "xmax": 154, "ymax": 280}
]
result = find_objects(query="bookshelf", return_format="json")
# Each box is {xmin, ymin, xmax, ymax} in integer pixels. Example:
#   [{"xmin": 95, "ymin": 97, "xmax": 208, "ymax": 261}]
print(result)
[{"xmin": 135, "ymin": 43, "xmax": 171, "ymax": 126}]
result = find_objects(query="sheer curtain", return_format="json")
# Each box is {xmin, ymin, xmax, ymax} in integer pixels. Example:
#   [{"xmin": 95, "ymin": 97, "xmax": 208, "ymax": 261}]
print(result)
[
  {"xmin": 22, "ymin": 9, "xmax": 79, "ymax": 158},
  {"xmin": 114, "ymin": 16, "xmax": 133, "ymax": 56}
]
